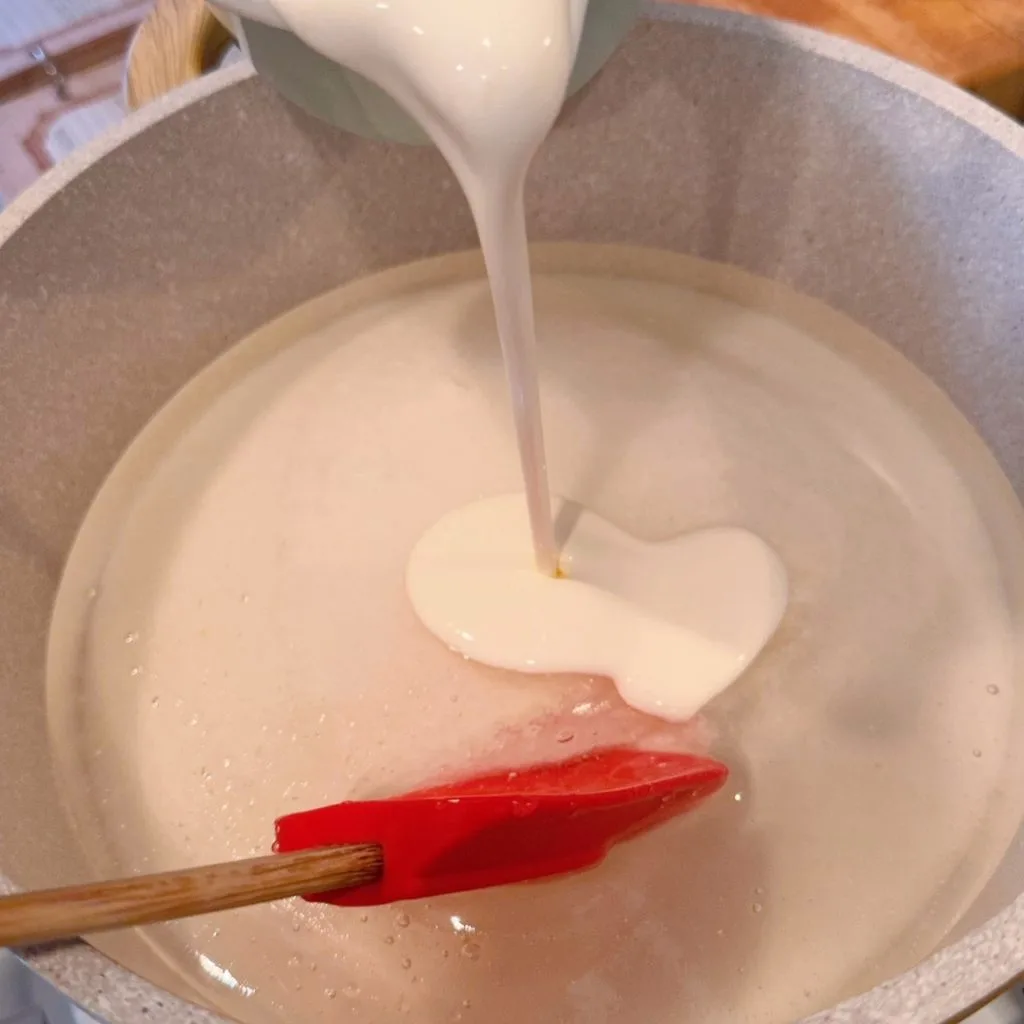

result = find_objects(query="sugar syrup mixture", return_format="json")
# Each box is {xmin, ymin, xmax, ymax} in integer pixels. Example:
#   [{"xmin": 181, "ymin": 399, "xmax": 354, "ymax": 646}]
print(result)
[{"xmin": 47, "ymin": 245, "xmax": 1024, "ymax": 1024}]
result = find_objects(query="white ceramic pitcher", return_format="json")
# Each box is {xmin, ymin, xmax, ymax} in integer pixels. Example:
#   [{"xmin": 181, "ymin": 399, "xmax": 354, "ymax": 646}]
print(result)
[{"xmin": 207, "ymin": 0, "xmax": 640, "ymax": 143}]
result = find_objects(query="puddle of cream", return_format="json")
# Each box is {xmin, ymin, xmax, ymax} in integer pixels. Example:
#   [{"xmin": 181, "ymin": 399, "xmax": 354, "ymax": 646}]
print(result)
[{"xmin": 407, "ymin": 493, "xmax": 787, "ymax": 720}]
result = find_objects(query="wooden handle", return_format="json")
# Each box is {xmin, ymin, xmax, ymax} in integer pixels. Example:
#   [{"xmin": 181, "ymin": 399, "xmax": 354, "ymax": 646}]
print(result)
[
  {"xmin": 0, "ymin": 844, "xmax": 382, "ymax": 948},
  {"xmin": 126, "ymin": 0, "xmax": 234, "ymax": 110}
]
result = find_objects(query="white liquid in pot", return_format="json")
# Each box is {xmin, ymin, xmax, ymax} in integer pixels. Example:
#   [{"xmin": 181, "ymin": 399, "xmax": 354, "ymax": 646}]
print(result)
[{"xmin": 48, "ymin": 247, "xmax": 1024, "ymax": 1024}]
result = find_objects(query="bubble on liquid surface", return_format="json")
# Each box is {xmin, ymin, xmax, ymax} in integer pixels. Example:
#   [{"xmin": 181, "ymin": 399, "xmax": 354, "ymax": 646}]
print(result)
[
  {"xmin": 396, "ymin": 912, "xmax": 410, "ymax": 928},
  {"xmin": 460, "ymin": 942, "xmax": 481, "ymax": 961},
  {"xmin": 511, "ymin": 799, "xmax": 538, "ymax": 818}
]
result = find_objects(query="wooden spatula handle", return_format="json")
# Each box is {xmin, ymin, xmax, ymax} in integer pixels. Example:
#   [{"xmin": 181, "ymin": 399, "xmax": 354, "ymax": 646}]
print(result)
[{"xmin": 0, "ymin": 843, "xmax": 382, "ymax": 949}]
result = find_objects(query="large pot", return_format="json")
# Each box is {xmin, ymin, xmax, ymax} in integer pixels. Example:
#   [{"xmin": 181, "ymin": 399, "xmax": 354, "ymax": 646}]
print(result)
[{"xmin": 1, "ymin": 4, "xmax": 1023, "ymax": 1023}]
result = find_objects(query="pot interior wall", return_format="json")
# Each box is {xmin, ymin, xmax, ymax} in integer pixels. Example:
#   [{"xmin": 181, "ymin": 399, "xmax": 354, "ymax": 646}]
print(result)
[{"xmin": 0, "ymin": 7, "xmax": 1023, "ymax": 1019}]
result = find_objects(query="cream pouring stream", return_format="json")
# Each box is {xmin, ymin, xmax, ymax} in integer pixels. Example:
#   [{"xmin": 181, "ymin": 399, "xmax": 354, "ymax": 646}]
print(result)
[
  {"xmin": 234, "ymin": 0, "xmax": 586, "ymax": 575},
  {"xmin": 212, "ymin": 0, "xmax": 788, "ymax": 718}
]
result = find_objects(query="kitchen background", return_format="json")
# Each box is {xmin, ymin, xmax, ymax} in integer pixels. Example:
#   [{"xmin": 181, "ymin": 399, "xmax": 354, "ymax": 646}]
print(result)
[{"xmin": 0, "ymin": 0, "xmax": 146, "ymax": 204}]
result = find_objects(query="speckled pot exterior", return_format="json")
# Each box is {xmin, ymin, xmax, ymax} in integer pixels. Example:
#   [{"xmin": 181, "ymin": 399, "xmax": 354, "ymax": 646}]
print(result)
[{"xmin": 0, "ymin": 4, "xmax": 1022, "ymax": 1023}]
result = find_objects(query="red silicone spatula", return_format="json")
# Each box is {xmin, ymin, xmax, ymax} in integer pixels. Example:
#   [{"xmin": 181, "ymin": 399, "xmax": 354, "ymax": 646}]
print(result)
[
  {"xmin": 0, "ymin": 746, "xmax": 726, "ymax": 947},
  {"xmin": 277, "ymin": 745, "xmax": 728, "ymax": 906}
]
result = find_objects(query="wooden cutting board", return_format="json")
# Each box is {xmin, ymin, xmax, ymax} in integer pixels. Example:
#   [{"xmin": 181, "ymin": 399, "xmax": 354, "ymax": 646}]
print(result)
[
  {"xmin": 694, "ymin": 0, "xmax": 1024, "ymax": 115},
  {"xmin": 126, "ymin": 0, "xmax": 1024, "ymax": 117}
]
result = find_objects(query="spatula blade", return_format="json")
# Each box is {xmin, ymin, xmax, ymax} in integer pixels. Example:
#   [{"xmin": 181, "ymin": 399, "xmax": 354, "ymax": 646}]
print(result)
[{"xmin": 275, "ymin": 747, "xmax": 728, "ymax": 906}]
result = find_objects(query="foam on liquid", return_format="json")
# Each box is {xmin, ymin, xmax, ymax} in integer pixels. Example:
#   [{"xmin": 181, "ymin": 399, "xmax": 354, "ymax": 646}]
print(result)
[{"xmin": 48, "ymin": 248, "xmax": 1024, "ymax": 1024}]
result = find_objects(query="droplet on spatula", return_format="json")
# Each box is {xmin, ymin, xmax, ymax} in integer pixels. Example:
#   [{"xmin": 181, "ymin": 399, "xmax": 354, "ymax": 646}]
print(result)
[{"xmin": 275, "ymin": 746, "xmax": 728, "ymax": 906}]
